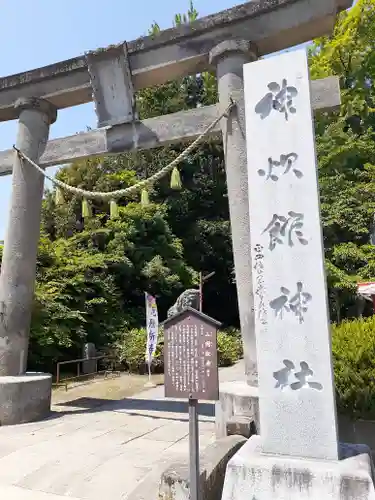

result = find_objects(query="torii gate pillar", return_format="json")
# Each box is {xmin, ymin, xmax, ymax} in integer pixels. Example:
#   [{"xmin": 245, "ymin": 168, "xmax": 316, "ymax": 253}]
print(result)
[
  {"xmin": 210, "ymin": 40, "xmax": 258, "ymax": 387},
  {"xmin": 0, "ymin": 97, "xmax": 56, "ymax": 425}
]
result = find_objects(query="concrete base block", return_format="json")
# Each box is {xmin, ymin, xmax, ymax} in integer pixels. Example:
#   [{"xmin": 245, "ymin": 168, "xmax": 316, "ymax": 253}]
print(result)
[
  {"xmin": 222, "ymin": 435, "xmax": 375, "ymax": 500},
  {"xmin": 226, "ymin": 415, "xmax": 255, "ymax": 439},
  {"xmin": 215, "ymin": 381, "xmax": 259, "ymax": 438},
  {"xmin": 0, "ymin": 372, "xmax": 52, "ymax": 426},
  {"xmin": 338, "ymin": 415, "xmax": 375, "ymax": 461},
  {"xmin": 159, "ymin": 435, "xmax": 247, "ymax": 500}
]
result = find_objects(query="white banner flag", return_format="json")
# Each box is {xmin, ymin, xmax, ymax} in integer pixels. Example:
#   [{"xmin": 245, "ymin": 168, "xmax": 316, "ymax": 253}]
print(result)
[{"xmin": 145, "ymin": 292, "xmax": 159, "ymax": 364}]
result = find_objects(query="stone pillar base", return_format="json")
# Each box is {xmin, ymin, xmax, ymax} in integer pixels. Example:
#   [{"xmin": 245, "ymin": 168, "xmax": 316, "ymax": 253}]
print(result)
[
  {"xmin": 159, "ymin": 436, "xmax": 247, "ymax": 500},
  {"xmin": 215, "ymin": 381, "xmax": 259, "ymax": 438},
  {"xmin": 0, "ymin": 373, "xmax": 52, "ymax": 425},
  {"xmin": 222, "ymin": 435, "xmax": 375, "ymax": 500}
]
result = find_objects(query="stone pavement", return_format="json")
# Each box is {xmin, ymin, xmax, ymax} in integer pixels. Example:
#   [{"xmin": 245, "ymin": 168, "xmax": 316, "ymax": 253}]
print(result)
[{"xmin": 0, "ymin": 361, "xmax": 245, "ymax": 499}]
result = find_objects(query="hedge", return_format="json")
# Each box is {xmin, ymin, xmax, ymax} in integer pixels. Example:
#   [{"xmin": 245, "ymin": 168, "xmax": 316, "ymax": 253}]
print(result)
[
  {"xmin": 332, "ymin": 316, "xmax": 375, "ymax": 418},
  {"xmin": 107, "ymin": 326, "xmax": 242, "ymax": 374}
]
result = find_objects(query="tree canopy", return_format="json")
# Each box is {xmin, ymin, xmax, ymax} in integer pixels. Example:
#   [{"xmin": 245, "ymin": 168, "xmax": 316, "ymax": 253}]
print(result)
[{"xmin": 310, "ymin": 0, "xmax": 375, "ymax": 320}]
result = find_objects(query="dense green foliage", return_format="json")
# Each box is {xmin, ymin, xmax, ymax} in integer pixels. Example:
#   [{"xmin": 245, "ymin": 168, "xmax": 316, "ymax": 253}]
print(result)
[
  {"xmin": 32, "ymin": 203, "xmax": 196, "ymax": 371},
  {"xmin": 217, "ymin": 329, "xmax": 243, "ymax": 367},
  {"xmin": 106, "ymin": 326, "xmax": 242, "ymax": 374},
  {"xmin": 310, "ymin": 0, "xmax": 375, "ymax": 321},
  {"xmin": 12, "ymin": 0, "xmax": 374, "ymax": 376},
  {"xmin": 332, "ymin": 316, "xmax": 375, "ymax": 417}
]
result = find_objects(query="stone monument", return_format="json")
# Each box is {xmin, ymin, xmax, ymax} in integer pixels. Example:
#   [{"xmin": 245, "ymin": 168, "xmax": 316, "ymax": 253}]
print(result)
[
  {"xmin": 167, "ymin": 289, "xmax": 200, "ymax": 318},
  {"xmin": 221, "ymin": 49, "xmax": 375, "ymax": 500}
]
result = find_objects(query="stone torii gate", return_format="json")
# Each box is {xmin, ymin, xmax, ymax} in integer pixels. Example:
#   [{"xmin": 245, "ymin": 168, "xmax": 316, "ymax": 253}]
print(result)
[{"xmin": 0, "ymin": 0, "xmax": 350, "ymax": 425}]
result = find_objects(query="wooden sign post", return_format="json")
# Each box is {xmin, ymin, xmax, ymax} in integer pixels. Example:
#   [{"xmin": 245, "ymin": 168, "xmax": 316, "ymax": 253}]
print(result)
[{"xmin": 163, "ymin": 307, "xmax": 221, "ymax": 500}]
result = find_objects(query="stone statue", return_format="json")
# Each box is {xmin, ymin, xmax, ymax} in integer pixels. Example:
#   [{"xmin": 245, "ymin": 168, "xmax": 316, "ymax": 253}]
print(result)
[{"xmin": 167, "ymin": 289, "xmax": 200, "ymax": 318}]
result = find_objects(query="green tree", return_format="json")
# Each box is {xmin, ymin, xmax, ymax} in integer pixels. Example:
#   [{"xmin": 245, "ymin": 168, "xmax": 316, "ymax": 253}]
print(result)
[
  {"xmin": 310, "ymin": 0, "xmax": 375, "ymax": 320},
  {"xmin": 40, "ymin": 5, "xmax": 235, "ymax": 329},
  {"xmin": 33, "ymin": 202, "xmax": 195, "ymax": 370},
  {"xmin": 32, "ymin": 0, "xmax": 375, "ymax": 373}
]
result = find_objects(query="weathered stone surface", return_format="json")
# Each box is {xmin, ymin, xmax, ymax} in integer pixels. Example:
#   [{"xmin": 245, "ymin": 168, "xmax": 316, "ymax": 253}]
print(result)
[
  {"xmin": 0, "ymin": 79, "xmax": 340, "ymax": 176},
  {"xmin": 0, "ymin": 377, "xmax": 216, "ymax": 498},
  {"xmin": 0, "ymin": 98, "xmax": 56, "ymax": 377},
  {"xmin": 244, "ymin": 49, "xmax": 338, "ymax": 460},
  {"xmin": 216, "ymin": 386, "xmax": 375, "ymax": 456},
  {"xmin": 339, "ymin": 416, "xmax": 375, "ymax": 458},
  {"xmin": 222, "ymin": 435, "xmax": 375, "ymax": 500},
  {"xmin": 0, "ymin": 0, "xmax": 351, "ymax": 121},
  {"xmin": 209, "ymin": 40, "xmax": 259, "ymax": 65},
  {"xmin": 203, "ymin": 436, "xmax": 247, "ymax": 500},
  {"xmin": 82, "ymin": 342, "xmax": 96, "ymax": 375},
  {"xmin": 86, "ymin": 43, "xmax": 137, "ymax": 128},
  {"xmin": 159, "ymin": 435, "xmax": 246, "ymax": 500},
  {"xmin": 211, "ymin": 40, "xmax": 258, "ymax": 386},
  {"xmin": 0, "ymin": 484, "xmax": 82, "ymax": 499},
  {"xmin": 215, "ymin": 381, "xmax": 259, "ymax": 438},
  {"xmin": 14, "ymin": 97, "xmax": 57, "ymax": 124},
  {"xmin": 0, "ymin": 373, "xmax": 52, "ymax": 425},
  {"xmin": 226, "ymin": 415, "xmax": 255, "ymax": 439}
]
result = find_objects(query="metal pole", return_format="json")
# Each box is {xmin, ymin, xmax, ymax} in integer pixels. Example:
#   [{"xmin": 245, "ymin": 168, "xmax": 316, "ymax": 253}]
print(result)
[{"xmin": 189, "ymin": 396, "xmax": 200, "ymax": 500}]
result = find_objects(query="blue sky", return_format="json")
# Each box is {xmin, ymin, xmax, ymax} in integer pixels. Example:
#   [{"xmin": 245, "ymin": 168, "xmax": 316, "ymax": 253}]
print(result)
[{"xmin": 0, "ymin": 0, "xmax": 307, "ymax": 239}]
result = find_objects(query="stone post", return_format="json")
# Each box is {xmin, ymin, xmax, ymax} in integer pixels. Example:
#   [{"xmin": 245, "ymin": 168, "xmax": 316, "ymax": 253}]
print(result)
[
  {"xmin": 0, "ymin": 97, "xmax": 57, "ymax": 376},
  {"xmin": 209, "ymin": 40, "xmax": 258, "ymax": 386},
  {"xmin": 82, "ymin": 342, "xmax": 97, "ymax": 374},
  {"xmin": 220, "ymin": 49, "xmax": 375, "ymax": 500}
]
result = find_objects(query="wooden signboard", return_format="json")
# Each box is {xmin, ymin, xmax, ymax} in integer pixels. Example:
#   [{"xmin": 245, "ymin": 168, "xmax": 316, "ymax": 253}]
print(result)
[{"xmin": 163, "ymin": 307, "xmax": 220, "ymax": 401}]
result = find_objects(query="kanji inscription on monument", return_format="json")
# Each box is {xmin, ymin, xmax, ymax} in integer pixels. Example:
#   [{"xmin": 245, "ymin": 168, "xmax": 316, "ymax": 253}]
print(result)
[
  {"xmin": 244, "ymin": 49, "xmax": 339, "ymax": 461},
  {"xmin": 163, "ymin": 307, "xmax": 220, "ymax": 400}
]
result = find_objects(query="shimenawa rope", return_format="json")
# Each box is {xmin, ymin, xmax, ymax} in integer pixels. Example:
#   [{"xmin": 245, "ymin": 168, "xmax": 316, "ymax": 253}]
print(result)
[{"xmin": 13, "ymin": 101, "xmax": 235, "ymax": 202}]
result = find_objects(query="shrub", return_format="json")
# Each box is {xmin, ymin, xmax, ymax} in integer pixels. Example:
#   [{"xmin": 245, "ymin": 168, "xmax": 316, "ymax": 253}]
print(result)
[
  {"xmin": 217, "ymin": 329, "xmax": 242, "ymax": 367},
  {"xmin": 109, "ymin": 327, "xmax": 164, "ymax": 374},
  {"xmin": 332, "ymin": 316, "xmax": 375, "ymax": 418},
  {"xmin": 108, "ymin": 326, "xmax": 242, "ymax": 373},
  {"xmin": 221, "ymin": 326, "xmax": 242, "ymax": 339}
]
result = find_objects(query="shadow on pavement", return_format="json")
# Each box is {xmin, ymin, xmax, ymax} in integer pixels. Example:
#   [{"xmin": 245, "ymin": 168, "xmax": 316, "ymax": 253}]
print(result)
[{"xmin": 50, "ymin": 396, "xmax": 215, "ymax": 421}]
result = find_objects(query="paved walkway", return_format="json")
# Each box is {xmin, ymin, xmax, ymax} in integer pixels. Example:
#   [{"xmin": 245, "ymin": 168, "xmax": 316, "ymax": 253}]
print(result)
[{"xmin": 0, "ymin": 362, "xmax": 245, "ymax": 499}]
